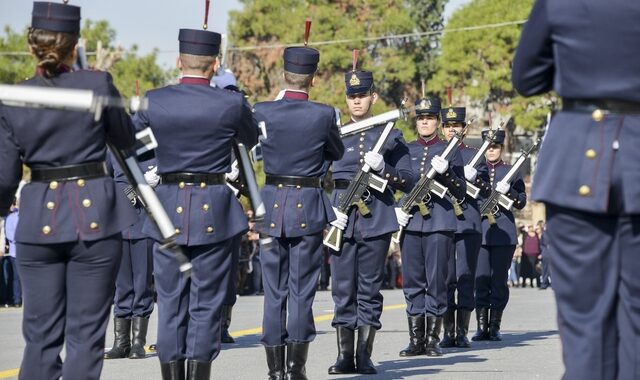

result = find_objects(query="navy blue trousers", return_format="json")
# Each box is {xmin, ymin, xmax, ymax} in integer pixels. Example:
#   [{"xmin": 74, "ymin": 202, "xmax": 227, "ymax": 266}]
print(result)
[
  {"xmin": 447, "ymin": 233, "xmax": 482, "ymax": 311},
  {"xmin": 547, "ymin": 205, "xmax": 640, "ymax": 380},
  {"xmin": 475, "ymin": 244, "xmax": 516, "ymax": 310},
  {"xmin": 401, "ymin": 231, "xmax": 452, "ymax": 317},
  {"xmin": 331, "ymin": 232, "xmax": 391, "ymax": 330},
  {"xmin": 154, "ymin": 237, "xmax": 236, "ymax": 363},
  {"xmin": 2, "ymin": 256, "xmax": 22, "ymax": 305},
  {"xmin": 17, "ymin": 235, "xmax": 122, "ymax": 380},
  {"xmin": 261, "ymin": 233, "xmax": 322, "ymax": 346},
  {"xmin": 114, "ymin": 238, "xmax": 154, "ymax": 318},
  {"xmin": 223, "ymin": 238, "xmax": 240, "ymax": 306}
]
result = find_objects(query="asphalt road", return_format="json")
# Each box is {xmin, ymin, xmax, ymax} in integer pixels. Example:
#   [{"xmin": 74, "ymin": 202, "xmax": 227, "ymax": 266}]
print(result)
[{"xmin": 0, "ymin": 286, "xmax": 562, "ymax": 379}]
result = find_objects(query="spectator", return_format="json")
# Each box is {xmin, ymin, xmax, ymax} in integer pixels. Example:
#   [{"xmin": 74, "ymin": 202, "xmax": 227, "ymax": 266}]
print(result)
[
  {"xmin": 509, "ymin": 245, "xmax": 521, "ymax": 287},
  {"xmin": 0, "ymin": 217, "xmax": 7, "ymax": 306},
  {"xmin": 2, "ymin": 199, "xmax": 21, "ymax": 307},
  {"xmin": 521, "ymin": 224, "xmax": 541, "ymax": 288}
]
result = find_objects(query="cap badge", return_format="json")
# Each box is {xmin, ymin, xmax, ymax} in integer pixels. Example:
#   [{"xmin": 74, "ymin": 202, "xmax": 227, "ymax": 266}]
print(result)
[
  {"xmin": 418, "ymin": 99, "xmax": 431, "ymax": 110},
  {"xmin": 349, "ymin": 73, "xmax": 361, "ymax": 86},
  {"xmin": 446, "ymin": 108, "xmax": 457, "ymax": 119}
]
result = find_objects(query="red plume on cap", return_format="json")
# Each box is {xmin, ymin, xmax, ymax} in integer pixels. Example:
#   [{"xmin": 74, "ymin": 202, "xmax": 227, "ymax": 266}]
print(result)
[
  {"xmin": 352, "ymin": 49, "xmax": 359, "ymax": 72},
  {"xmin": 203, "ymin": 0, "xmax": 211, "ymax": 30},
  {"xmin": 304, "ymin": 18, "xmax": 312, "ymax": 46},
  {"xmin": 421, "ymin": 79, "xmax": 425, "ymax": 99},
  {"xmin": 488, "ymin": 111, "xmax": 493, "ymax": 127},
  {"xmin": 135, "ymin": 80, "xmax": 140, "ymax": 97},
  {"xmin": 447, "ymin": 87, "xmax": 453, "ymax": 106}
]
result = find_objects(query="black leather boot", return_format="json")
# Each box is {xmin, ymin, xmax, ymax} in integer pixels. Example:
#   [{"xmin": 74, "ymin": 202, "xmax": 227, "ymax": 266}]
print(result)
[
  {"xmin": 104, "ymin": 317, "xmax": 131, "ymax": 359},
  {"xmin": 221, "ymin": 305, "xmax": 235, "ymax": 344},
  {"xmin": 439, "ymin": 309, "xmax": 456, "ymax": 348},
  {"xmin": 425, "ymin": 316, "xmax": 443, "ymax": 356},
  {"xmin": 265, "ymin": 345, "xmax": 285, "ymax": 380},
  {"xmin": 328, "ymin": 327, "xmax": 356, "ymax": 374},
  {"xmin": 285, "ymin": 342, "xmax": 309, "ymax": 380},
  {"xmin": 186, "ymin": 360, "xmax": 211, "ymax": 380},
  {"xmin": 355, "ymin": 325, "xmax": 377, "ymax": 374},
  {"xmin": 399, "ymin": 315, "xmax": 426, "ymax": 356},
  {"xmin": 455, "ymin": 309, "xmax": 472, "ymax": 348},
  {"xmin": 129, "ymin": 317, "xmax": 149, "ymax": 359},
  {"xmin": 160, "ymin": 360, "xmax": 185, "ymax": 380},
  {"xmin": 489, "ymin": 309, "xmax": 504, "ymax": 341},
  {"xmin": 471, "ymin": 307, "xmax": 490, "ymax": 341}
]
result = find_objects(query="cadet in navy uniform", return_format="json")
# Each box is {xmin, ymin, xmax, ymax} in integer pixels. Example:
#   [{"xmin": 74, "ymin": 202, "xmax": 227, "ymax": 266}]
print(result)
[
  {"xmin": 439, "ymin": 107, "xmax": 492, "ymax": 348},
  {"xmin": 104, "ymin": 154, "xmax": 156, "ymax": 360},
  {"xmin": 0, "ymin": 2, "xmax": 137, "ymax": 379},
  {"xmin": 254, "ymin": 46, "xmax": 345, "ymax": 380},
  {"xmin": 512, "ymin": 1, "xmax": 640, "ymax": 378},
  {"xmin": 132, "ymin": 28, "xmax": 258, "ymax": 379},
  {"xmin": 328, "ymin": 70, "xmax": 413, "ymax": 375},
  {"xmin": 395, "ymin": 99, "xmax": 466, "ymax": 357},
  {"xmin": 472, "ymin": 130, "xmax": 526, "ymax": 342}
]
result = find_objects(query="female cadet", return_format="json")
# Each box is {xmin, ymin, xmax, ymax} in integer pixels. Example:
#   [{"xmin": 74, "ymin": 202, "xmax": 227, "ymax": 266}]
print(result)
[{"xmin": 0, "ymin": 2, "xmax": 137, "ymax": 379}]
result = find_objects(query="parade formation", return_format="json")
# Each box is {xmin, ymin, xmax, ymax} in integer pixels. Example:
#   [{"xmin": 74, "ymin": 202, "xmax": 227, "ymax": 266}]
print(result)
[{"xmin": 0, "ymin": 0, "xmax": 639, "ymax": 379}]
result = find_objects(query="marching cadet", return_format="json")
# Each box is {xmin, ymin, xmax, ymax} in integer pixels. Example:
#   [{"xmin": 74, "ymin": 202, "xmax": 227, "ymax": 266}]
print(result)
[
  {"xmin": 328, "ymin": 68, "xmax": 413, "ymax": 375},
  {"xmin": 104, "ymin": 154, "xmax": 156, "ymax": 360},
  {"xmin": 513, "ymin": 1, "xmax": 640, "ymax": 378},
  {"xmin": 132, "ymin": 24, "xmax": 258, "ymax": 379},
  {"xmin": 254, "ymin": 35, "xmax": 345, "ymax": 379},
  {"xmin": 395, "ymin": 98, "xmax": 466, "ymax": 357},
  {"xmin": 439, "ymin": 108, "xmax": 491, "ymax": 348},
  {"xmin": 473, "ymin": 130, "xmax": 526, "ymax": 342},
  {"xmin": 0, "ymin": 2, "xmax": 138, "ymax": 379}
]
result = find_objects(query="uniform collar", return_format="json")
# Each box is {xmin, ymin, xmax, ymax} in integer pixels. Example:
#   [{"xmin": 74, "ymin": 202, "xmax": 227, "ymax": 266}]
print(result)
[
  {"xmin": 459, "ymin": 142, "xmax": 468, "ymax": 149},
  {"xmin": 417, "ymin": 135, "xmax": 440, "ymax": 147},
  {"xmin": 282, "ymin": 89, "xmax": 309, "ymax": 101},
  {"xmin": 487, "ymin": 159, "xmax": 505, "ymax": 169},
  {"xmin": 180, "ymin": 75, "xmax": 210, "ymax": 85}
]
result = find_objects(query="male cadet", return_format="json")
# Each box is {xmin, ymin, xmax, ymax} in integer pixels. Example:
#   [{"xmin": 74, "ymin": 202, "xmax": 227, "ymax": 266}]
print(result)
[
  {"xmin": 395, "ymin": 98, "xmax": 466, "ymax": 357},
  {"xmin": 439, "ymin": 107, "xmax": 491, "ymax": 348},
  {"xmin": 472, "ymin": 130, "xmax": 526, "ymax": 342},
  {"xmin": 254, "ymin": 45, "xmax": 345, "ymax": 380},
  {"xmin": 329, "ymin": 68, "xmax": 413, "ymax": 375},
  {"xmin": 132, "ymin": 28, "xmax": 258, "ymax": 379},
  {"xmin": 104, "ymin": 154, "xmax": 156, "ymax": 360},
  {"xmin": 512, "ymin": 1, "xmax": 640, "ymax": 379}
]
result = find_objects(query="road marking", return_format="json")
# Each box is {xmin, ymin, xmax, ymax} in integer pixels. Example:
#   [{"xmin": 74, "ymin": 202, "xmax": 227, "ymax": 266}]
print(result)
[{"xmin": 0, "ymin": 303, "xmax": 407, "ymax": 378}]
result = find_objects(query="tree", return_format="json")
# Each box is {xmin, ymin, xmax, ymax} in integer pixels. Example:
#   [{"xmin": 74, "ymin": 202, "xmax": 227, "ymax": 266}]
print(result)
[
  {"xmin": 429, "ymin": 0, "xmax": 555, "ymax": 133},
  {"xmin": 0, "ymin": 26, "xmax": 35, "ymax": 84},
  {"xmin": 407, "ymin": 0, "xmax": 447, "ymax": 89}
]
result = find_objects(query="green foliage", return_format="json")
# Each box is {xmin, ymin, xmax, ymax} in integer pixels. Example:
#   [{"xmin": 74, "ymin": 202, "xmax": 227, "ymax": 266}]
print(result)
[
  {"xmin": 429, "ymin": 0, "xmax": 551, "ymax": 131},
  {"xmin": 110, "ymin": 46, "xmax": 174, "ymax": 99},
  {"xmin": 81, "ymin": 20, "xmax": 116, "ymax": 52},
  {"xmin": 0, "ymin": 26, "xmax": 34, "ymax": 84}
]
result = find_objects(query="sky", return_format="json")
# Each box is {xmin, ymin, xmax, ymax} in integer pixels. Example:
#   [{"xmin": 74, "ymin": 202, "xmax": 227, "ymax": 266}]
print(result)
[{"xmin": 0, "ymin": 0, "xmax": 471, "ymax": 68}]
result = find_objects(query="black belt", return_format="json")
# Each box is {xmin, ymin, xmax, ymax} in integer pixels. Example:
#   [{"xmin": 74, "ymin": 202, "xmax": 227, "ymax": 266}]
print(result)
[
  {"xmin": 563, "ymin": 98, "xmax": 640, "ymax": 114},
  {"xmin": 265, "ymin": 175, "xmax": 322, "ymax": 188},
  {"xmin": 30, "ymin": 161, "xmax": 108, "ymax": 182},
  {"xmin": 160, "ymin": 172, "xmax": 226, "ymax": 186},
  {"xmin": 333, "ymin": 180, "xmax": 350, "ymax": 190}
]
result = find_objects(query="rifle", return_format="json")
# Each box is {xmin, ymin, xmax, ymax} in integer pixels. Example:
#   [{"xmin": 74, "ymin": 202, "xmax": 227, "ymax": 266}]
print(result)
[
  {"xmin": 391, "ymin": 130, "xmax": 464, "ymax": 243},
  {"xmin": 465, "ymin": 122, "xmax": 502, "ymax": 199},
  {"xmin": 339, "ymin": 108, "xmax": 406, "ymax": 137},
  {"xmin": 323, "ymin": 121, "xmax": 396, "ymax": 251},
  {"xmin": 480, "ymin": 138, "xmax": 542, "ymax": 224}
]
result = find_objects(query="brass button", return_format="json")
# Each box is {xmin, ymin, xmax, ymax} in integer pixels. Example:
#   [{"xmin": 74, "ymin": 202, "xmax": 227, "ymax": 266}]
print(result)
[
  {"xmin": 297, "ymin": 203, "xmax": 303, "ymax": 208},
  {"xmin": 359, "ymin": 159, "xmax": 364, "ymax": 163},
  {"xmin": 206, "ymin": 226, "xmax": 214, "ymax": 233},
  {"xmin": 361, "ymin": 132, "xmax": 365, "ymax": 136},
  {"xmin": 359, "ymin": 144, "xmax": 364, "ymax": 148},
  {"xmin": 270, "ymin": 222, "xmax": 276, "ymax": 228},
  {"xmin": 49, "ymin": 181, "xmax": 58, "ymax": 190},
  {"xmin": 578, "ymin": 185, "xmax": 591, "ymax": 196},
  {"xmin": 200, "ymin": 182, "xmax": 207, "ymax": 188},
  {"xmin": 359, "ymin": 137, "xmax": 365, "ymax": 142},
  {"xmin": 179, "ymin": 182, "xmax": 185, "ymax": 189},
  {"xmin": 46, "ymin": 201, "xmax": 55, "ymax": 210},
  {"xmin": 585, "ymin": 149, "xmax": 597, "ymax": 159},
  {"xmin": 175, "ymin": 228, "xmax": 181, "ymax": 234},
  {"xmin": 277, "ymin": 184, "xmax": 283, "ymax": 189},
  {"xmin": 385, "ymin": 173, "xmax": 391, "ymax": 178},
  {"xmin": 274, "ymin": 203, "xmax": 279, "ymax": 209},
  {"xmin": 42, "ymin": 225, "xmax": 51, "ymax": 235},
  {"xmin": 401, "ymin": 179, "xmax": 406, "ymax": 184},
  {"xmin": 202, "ymin": 204, "xmax": 209, "ymax": 211},
  {"xmin": 176, "ymin": 206, "xmax": 183, "ymax": 214},
  {"xmin": 77, "ymin": 179, "xmax": 85, "ymax": 187},
  {"xmin": 296, "ymin": 185, "xmax": 301, "ymax": 190},
  {"xmin": 592, "ymin": 109, "xmax": 604, "ymax": 122},
  {"xmin": 359, "ymin": 151, "xmax": 364, "ymax": 156},
  {"xmin": 90, "ymin": 222, "xmax": 99, "ymax": 230},
  {"xmin": 300, "ymin": 223, "xmax": 307, "ymax": 228},
  {"xmin": 82, "ymin": 199, "xmax": 91, "ymax": 208},
  {"xmin": 393, "ymin": 177, "xmax": 398, "ymax": 182}
]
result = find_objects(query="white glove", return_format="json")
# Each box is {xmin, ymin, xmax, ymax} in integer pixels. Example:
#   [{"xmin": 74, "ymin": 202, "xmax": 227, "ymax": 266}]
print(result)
[
  {"xmin": 496, "ymin": 181, "xmax": 510, "ymax": 195},
  {"xmin": 464, "ymin": 165, "xmax": 478, "ymax": 182},
  {"xmin": 225, "ymin": 161, "xmax": 240, "ymax": 182},
  {"xmin": 395, "ymin": 208, "xmax": 412, "ymax": 227},
  {"xmin": 144, "ymin": 166, "xmax": 160, "ymax": 188},
  {"xmin": 330, "ymin": 207, "xmax": 348, "ymax": 231},
  {"xmin": 431, "ymin": 155, "xmax": 449, "ymax": 174},
  {"xmin": 364, "ymin": 151, "xmax": 385, "ymax": 172}
]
